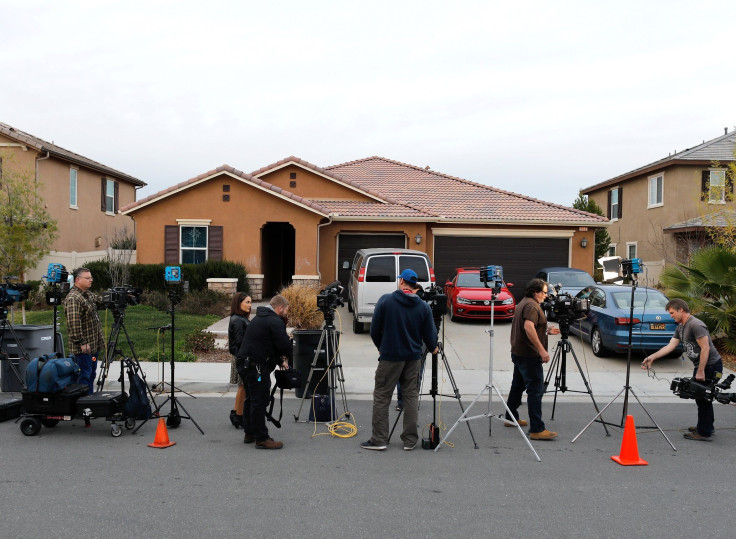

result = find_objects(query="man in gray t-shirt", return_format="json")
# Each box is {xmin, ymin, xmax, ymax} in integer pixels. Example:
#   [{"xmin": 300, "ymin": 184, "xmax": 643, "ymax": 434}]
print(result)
[{"xmin": 642, "ymin": 299, "xmax": 723, "ymax": 441}]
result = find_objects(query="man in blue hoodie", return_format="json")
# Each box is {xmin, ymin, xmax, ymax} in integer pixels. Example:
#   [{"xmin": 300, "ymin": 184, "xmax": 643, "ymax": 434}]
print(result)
[{"xmin": 361, "ymin": 269, "xmax": 438, "ymax": 451}]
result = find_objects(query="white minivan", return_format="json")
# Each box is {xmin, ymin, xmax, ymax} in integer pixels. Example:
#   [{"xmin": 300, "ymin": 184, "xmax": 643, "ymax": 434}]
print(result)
[{"xmin": 347, "ymin": 248, "xmax": 434, "ymax": 333}]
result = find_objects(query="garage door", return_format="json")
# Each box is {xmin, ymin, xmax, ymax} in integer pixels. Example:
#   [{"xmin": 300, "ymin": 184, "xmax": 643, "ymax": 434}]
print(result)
[
  {"xmin": 434, "ymin": 236, "xmax": 569, "ymax": 301},
  {"xmin": 336, "ymin": 233, "xmax": 406, "ymax": 293}
]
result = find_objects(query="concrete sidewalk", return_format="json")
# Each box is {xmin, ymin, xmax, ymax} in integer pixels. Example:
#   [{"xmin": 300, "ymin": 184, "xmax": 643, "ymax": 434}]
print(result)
[{"xmin": 82, "ymin": 304, "xmax": 728, "ymax": 403}]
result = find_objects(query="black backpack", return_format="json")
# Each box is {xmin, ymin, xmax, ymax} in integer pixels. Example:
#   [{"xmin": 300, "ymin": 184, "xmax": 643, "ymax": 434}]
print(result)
[
  {"xmin": 267, "ymin": 368, "xmax": 301, "ymax": 428},
  {"xmin": 124, "ymin": 368, "xmax": 151, "ymax": 420}
]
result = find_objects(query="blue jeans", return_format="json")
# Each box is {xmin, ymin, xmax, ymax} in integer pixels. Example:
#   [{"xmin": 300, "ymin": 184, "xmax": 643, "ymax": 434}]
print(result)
[
  {"xmin": 506, "ymin": 353, "xmax": 546, "ymax": 433},
  {"xmin": 694, "ymin": 359, "xmax": 723, "ymax": 437},
  {"xmin": 76, "ymin": 352, "xmax": 98, "ymax": 394}
]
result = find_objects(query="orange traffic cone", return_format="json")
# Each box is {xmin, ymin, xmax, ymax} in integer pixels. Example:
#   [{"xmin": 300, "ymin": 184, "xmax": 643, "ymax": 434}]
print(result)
[
  {"xmin": 148, "ymin": 417, "xmax": 176, "ymax": 449},
  {"xmin": 611, "ymin": 415, "xmax": 647, "ymax": 466}
]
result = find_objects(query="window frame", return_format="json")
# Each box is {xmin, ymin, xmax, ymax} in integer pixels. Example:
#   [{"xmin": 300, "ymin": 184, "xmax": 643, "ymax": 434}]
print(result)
[
  {"xmin": 69, "ymin": 167, "xmax": 78, "ymax": 209},
  {"xmin": 610, "ymin": 187, "xmax": 620, "ymax": 221},
  {"xmin": 708, "ymin": 169, "xmax": 727, "ymax": 204},
  {"xmin": 607, "ymin": 244, "xmax": 616, "ymax": 257},
  {"xmin": 105, "ymin": 178, "xmax": 115, "ymax": 214},
  {"xmin": 647, "ymin": 173, "xmax": 663, "ymax": 208},
  {"xmin": 626, "ymin": 242, "xmax": 637, "ymax": 259},
  {"xmin": 180, "ymin": 225, "xmax": 209, "ymax": 264}
]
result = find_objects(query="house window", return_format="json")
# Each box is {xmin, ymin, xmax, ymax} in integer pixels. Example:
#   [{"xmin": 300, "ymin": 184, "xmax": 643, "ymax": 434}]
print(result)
[
  {"xmin": 180, "ymin": 226, "xmax": 208, "ymax": 264},
  {"xmin": 70, "ymin": 168, "xmax": 78, "ymax": 208},
  {"xmin": 608, "ymin": 187, "xmax": 622, "ymax": 220},
  {"xmin": 105, "ymin": 179, "xmax": 115, "ymax": 213},
  {"xmin": 607, "ymin": 244, "xmax": 616, "ymax": 257},
  {"xmin": 626, "ymin": 242, "xmax": 637, "ymax": 259},
  {"xmin": 708, "ymin": 170, "xmax": 726, "ymax": 204},
  {"xmin": 648, "ymin": 174, "xmax": 663, "ymax": 208}
]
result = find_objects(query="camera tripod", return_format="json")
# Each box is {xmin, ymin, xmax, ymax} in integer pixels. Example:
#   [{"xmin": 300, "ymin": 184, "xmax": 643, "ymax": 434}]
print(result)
[
  {"xmin": 0, "ymin": 316, "xmax": 29, "ymax": 389},
  {"xmin": 438, "ymin": 276, "xmax": 541, "ymax": 461},
  {"xmin": 388, "ymin": 316, "xmax": 478, "ymax": 449},
  {"xmin": 293, "ymin": 310, "xmax": 350, "ymax": 423},
  {"xmin": 96, "ymin": 307, "xmax": 162, "ymax": 432},
  {"xmin": 147, "ymin": 324, "xmax": 195, "ymax": 398},
  {"xmin": 572, "ymin": 273, "xmax": 675, "ymax": 449},
  {"xmin": 543, "ymin": 324, "xmax": 610, "ymax": 436},
  {"xmin": 156, "ymin": 287, "xmax": 204, "ymax": 433}
]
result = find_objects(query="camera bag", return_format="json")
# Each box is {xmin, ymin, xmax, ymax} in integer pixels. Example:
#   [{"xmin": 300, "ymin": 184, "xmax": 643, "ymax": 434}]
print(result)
[
  {"xmin": 266, "ymin": 367, "xmax": 301, "ymax": 428},
  {"xmin": 75, "ymin": 392, "xmax": 127, "ymax": 419},
  {"xmin": 21, "ymin": 383, "xmax": 89, "ymax": 415},
  {"xmin": 26, "ymin": 353, "xmax": 80, "ymax": 393}
]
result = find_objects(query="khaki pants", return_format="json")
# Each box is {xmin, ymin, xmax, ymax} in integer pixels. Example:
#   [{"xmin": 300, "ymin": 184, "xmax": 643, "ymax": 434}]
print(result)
[{"xmin": 370, "ymin": 359, "xmax": 421, "ymax": 447}]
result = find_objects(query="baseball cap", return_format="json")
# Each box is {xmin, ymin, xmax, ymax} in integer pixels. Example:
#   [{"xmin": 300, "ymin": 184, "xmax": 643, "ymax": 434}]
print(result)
[{"xmin": 398, "ymin": 268, "xmax": 420, "ymax": 287}]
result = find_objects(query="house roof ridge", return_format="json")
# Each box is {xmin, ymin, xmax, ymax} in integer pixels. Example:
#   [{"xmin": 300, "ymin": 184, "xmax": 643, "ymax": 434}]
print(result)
[
  {"xmin": 0, "ymin": 121, "xmax": 145, "ymax": 186},
  {"xmin": 328, "ymin": 155, "xmax": 603, "ymax": 221}
]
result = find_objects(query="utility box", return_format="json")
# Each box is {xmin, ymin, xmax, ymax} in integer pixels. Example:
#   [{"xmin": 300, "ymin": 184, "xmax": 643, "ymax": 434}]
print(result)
[{"xmin": 1, "ymin": 325, "xmax": 57, "ymax": 392}]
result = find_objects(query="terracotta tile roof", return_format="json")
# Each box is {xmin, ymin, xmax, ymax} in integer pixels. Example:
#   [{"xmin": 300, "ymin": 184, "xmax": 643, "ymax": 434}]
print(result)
[
  {"xmin": 0, "ymin": 121, "xmax": 145, "ymax": 186},
  {"xmin": 583, "ymin": 130, "xmax": 736, "ymax": 193},
  {"xmin": 311, "ymin": 199, "xmax": 433, "ymax": 218},
  {"xmin": 327, "ymin": 156, "xmax": 606, "ymax": 224},
  {"xmin": 121, "ymin": 164, "xmax": 331, "ymax": 215}
]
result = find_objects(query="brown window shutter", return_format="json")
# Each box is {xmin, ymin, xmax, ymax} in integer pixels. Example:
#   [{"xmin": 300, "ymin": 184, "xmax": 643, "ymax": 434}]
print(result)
[
  {"xmin": 114, "ymin": 181, "xmax": 119, "ymax": 213},
  {"xmin": 607, "ymin": 190, "xmax": 612, "ymax": 219},
  {"xmin": 165, "ymin": 225, "xmax": 179, "ymax": 264},
  {"xmin": 617, "ymin": 187, "xmax": 622, "ymax": 219},
  {"xmin": 701, "ymin": 171, "xmax": 709, "ymax": 201},
  {"xmin": 208, "ymin": 226, "xmax": 223, "ymax": 261},
  {"xmin": 101, "ymin": 178, "xmax": 106, "ymax": 211}
]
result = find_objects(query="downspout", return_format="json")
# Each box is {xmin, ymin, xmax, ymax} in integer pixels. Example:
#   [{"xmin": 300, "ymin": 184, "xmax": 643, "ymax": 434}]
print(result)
[
  {"xmin": 35, "ymin": 150, "xmax": 51, "ymax": 185},
  {"xmin": 317, "ymin": 215, "xmax": 333, "ymax": 283}
]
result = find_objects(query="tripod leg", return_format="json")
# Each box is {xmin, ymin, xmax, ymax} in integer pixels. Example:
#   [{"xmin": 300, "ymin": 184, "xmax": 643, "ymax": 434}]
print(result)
[
  {"xmin": 438, "ymin": 347, "xmax": 478, "ymax": 449},
  {"xmin": 544, "ymin": 344, "xmax": 563, "ymax": 420},
  {"xmin": 628, "ymin": 388, "xmax": 676, "ymax": 450},
  {"xmin": 388, "ymin": 409, "xmax": 403, "ymax": 442},
  {"xmin": 294, "ymin": 330, "xmax": 327, "ymax": 421},
  {"xmin": 171, "ymin": 397, "xmax": 205, "ymax": 434},
  {"xmin": 491, "ymin": 384, "xmax": 541, "ymax": 462},
  {"xmin": 566, "ymin": 344, "xmax": 610, "ymax": 436},
  {"xmin": 571, "ymin": 386, "xmax": 625, "ymax": 443},
  {"xmin": 436, "ymin": 384, "xmax": 487, "ymax": 451}
]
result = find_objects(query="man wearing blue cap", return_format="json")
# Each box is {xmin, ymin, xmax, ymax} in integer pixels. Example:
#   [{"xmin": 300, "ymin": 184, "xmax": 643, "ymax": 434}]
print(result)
[{"xmin": 361, "ymin": 268, "xmax": 438, "ymax": 451}]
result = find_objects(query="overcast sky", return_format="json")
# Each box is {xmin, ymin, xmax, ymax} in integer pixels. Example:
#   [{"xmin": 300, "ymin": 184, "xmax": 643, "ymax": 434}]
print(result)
[{"xmin": 3, "ymin": 0, "xmax": 735, "ymax": 206}]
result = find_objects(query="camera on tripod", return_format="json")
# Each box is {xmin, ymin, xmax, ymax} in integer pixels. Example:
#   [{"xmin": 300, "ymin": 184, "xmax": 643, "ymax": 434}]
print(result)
[
  {"xmin": 418, "ymin": 283, "xmax": 448, "ymax": 323},
  {"xmin": 316, "ymin": 281, "xmax": 344, "ymax": 315},
  {"xmin": 670, "ymin": 373, "xmax": 736, "ymax": 405},
  {"xmin": 541, "ymin": 285, "xmax": 589, "ymax": 331},
  {"xmin": 0, "ymin": 277, "xmax": 32, "ymax": 309},
  {"xmin": 43, "ymin": 263, "xmax": 70, "ymax": 305},
  {"xmin": 102, "ymin": 285, "xmax": 142, "ymax": 310}
]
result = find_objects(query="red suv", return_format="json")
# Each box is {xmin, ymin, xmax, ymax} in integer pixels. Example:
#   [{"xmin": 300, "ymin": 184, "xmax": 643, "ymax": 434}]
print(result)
[{"xmin": 444, "ymin": 267, "xmax": 516, "ymax": 321}]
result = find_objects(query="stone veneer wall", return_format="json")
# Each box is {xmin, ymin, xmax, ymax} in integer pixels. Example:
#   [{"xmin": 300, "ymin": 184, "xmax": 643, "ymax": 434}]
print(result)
[
  {"xmin": 246, "ymin": 274, "xmax": 264, "ymax": 301},
  {"xmin": 206, "ymin": 278, "xmax": 238, "ymax": 296}
]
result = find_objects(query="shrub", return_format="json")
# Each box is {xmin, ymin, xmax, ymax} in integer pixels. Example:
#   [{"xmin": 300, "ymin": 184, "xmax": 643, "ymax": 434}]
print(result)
[
  {"xmin": 177, "ymin": 289, "xmax": 230, "ymax": 317},
  {"xmin": 139, "ymin": 290, "xmax": 170, "ymax": 312},
  {"xmin": 280, "ymin": 282, "xmax": 324, "ymax": 329},
  {"xmin": 183, "ymin": 330, "xmax": 217, "ymax": 352}
]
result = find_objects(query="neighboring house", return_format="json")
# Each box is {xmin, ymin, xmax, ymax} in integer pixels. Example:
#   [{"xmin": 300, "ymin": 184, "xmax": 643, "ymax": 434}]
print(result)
[
  {"xmin": 582, "ymin": 129, "xmax": 736, "ymax": 285},
  {"xmin": 122, "ymin": 156, "xmax": 607, "ymax": 300},
  {"xmin": 0, "ymin": 122, "xmax": 146, "ymax": 279}
]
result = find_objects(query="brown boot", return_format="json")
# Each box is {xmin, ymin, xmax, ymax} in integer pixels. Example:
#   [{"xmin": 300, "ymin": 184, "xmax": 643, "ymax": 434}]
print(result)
[
  {"xmin": 243, "ymin": 433, "xmax": 255, "ymax": 444},
  {"xmin": 256, "ymin": 437, "xmax": 283, "ymax": 450},
  {"xmin": 529, "ymin": 429, "xmax": 558, "ymax": 440},
  {"xmin": 504, "ymin": 419, "xmax": 528, "ymax": 427}
]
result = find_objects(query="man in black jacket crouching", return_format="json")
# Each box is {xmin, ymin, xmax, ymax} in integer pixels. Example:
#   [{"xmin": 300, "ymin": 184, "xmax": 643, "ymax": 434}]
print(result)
[{"xmin": 237, "ymin": 295, "xmax": 292, "ymax": 449}]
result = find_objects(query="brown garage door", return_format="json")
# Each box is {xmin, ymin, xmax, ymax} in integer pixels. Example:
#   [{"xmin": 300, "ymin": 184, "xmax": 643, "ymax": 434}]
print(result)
[
  {"xmin": 336, "ymin": 233, "xmax": 406, "ymax": 293},
  {"xmin": 434, "ymin": 236, "xmax": 569, "ymax": 301}
]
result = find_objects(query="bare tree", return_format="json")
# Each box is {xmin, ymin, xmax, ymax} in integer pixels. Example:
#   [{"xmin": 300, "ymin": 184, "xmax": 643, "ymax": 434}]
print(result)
[{"xmin": 105, "ymin": 224, "xmax": 135, "ymax": 286}]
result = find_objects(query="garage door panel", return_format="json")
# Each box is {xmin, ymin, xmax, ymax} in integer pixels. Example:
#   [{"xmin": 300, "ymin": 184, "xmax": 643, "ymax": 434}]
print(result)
[{"xmin": 434, "ymin": 236, "xmax": 569, "ymax": 301}]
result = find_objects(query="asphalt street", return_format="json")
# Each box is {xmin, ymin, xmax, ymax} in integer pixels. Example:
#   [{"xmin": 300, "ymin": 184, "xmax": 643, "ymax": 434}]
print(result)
[{"xmin": 1, "ymin": 396, "xmax": 735, "ymax": 538}]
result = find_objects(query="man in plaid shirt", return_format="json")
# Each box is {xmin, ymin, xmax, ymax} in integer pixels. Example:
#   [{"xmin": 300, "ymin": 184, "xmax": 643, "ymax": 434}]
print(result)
[{"xmin": 64, "ymin": 267, "xmax": 105, "ymax": 393}]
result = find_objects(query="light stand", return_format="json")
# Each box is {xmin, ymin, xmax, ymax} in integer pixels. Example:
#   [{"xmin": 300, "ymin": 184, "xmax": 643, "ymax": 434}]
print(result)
[
  {"xmin": 155, "ymin": 283, "xmax": 204, "ymax": 434},
  {"xmin": 571, "ymin": 271, "xmax": 675, "ymax": 449},
  {"xmin": 147, "ymin": 324, "xmax": 195, "ymax": 398},
  {"xmin": 437, "ymin": 266, "xmax": 540, "ymax": 460}
]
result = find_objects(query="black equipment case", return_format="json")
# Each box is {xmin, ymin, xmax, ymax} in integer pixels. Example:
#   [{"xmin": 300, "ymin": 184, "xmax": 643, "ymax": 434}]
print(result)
[
  {"xmin": 0, "ymin": 398, "xmax": 23, "ymax": 422},
  {"xmin": 21, "ymin": 384, "xmax": 89, "ymax": 415},
  {"xmin": 75, "ymin": 392, "xmax": 126, "ymax": 419}
]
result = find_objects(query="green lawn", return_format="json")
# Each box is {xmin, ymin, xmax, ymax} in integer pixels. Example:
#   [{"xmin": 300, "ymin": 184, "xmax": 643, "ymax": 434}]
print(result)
[{"xmin": 7, "ymin": 305, "xmax": 221, "ymax": 361}]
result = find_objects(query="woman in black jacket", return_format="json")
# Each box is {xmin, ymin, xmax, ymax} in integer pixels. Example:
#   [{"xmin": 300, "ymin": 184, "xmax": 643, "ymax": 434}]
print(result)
[{"xmin": 228, "ymin": 292, "xmax": 252, "ymax": 428}]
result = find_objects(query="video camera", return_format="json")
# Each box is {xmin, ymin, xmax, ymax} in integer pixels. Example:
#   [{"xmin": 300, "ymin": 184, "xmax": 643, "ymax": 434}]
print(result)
[
  {"xmin": 102, "ymin": 285, "xmax": 142, "ymax": 310},
  {"xmin": 418, "ymin": 283, "xmax": 448, "ymax": 325},
  {"xmin": 316, "ymin": 281, "xmax": 344, "ymax": 314},
  {"xmin": 670, "ymin": 373, "xmax": 736, "ymax": 405},
  {"xmin": 541, "ymin": 284, "xmax": 590, "ymax": 335},
  {"xmin": 0, "ymin": 277, "xmax": 32, "ymax": 309},
  {"xmin": 43, "ymin": 263, "xmax": 70, "ymax": 305}
]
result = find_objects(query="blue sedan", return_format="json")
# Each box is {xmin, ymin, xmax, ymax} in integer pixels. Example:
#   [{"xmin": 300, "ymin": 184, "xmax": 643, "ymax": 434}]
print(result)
[{"xmin": 570, "ymin": 285, "xmax": 682, "ymax": 357}]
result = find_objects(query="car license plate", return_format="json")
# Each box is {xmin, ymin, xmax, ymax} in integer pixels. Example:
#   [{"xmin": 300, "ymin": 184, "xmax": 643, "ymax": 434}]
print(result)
[{"xmin": 650, "ymin": 323, "xmax": 666, "ymax": 330}]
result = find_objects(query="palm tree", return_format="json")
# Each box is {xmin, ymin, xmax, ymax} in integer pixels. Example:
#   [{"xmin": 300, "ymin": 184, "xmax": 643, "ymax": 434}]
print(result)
[{"xmin": 660, "ymin": 246, "xmax": 736, "ymax": 353}]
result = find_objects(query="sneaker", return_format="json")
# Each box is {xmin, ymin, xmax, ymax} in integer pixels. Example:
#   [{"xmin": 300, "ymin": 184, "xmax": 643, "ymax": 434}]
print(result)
[
  {"xmin": 504, "ymin": 419, "xmax": 528, "ymax": 427},
  {"xmin": 395, "ymin": 403, "xmax": 403, "ymax": 412},
  {"xmin": 243, "ymin": 433, "xmax": 255, "ymax": 444},
  {"xmin": 256, "ymin": 438, "xmax": 283, "ymax": 449},
  {"xmin": 360, "ymin": 440, "xmax": 387, "ymax": 451},
  {"xmin": 684, "ymin": 432, "xmax": 712, "ymax": 442},
  {"xmin": 403, "ymin": 443, "xmax": 416, "ymax": 451},
  {"xmin": 687, "ymin": 426, "xmax": 714, "ymax": 436},
  {"xmin": 529, "ymin": 429, "xmax": 558, "ymax": 440}
]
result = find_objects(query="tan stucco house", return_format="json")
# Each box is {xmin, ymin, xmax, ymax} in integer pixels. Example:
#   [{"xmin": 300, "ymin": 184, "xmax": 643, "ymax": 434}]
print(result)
[
  {"xmin": 582, "ymin": 128, "xmax": 736, "ymax": 285},
  {"xmin": 122, "ymin": 156, "xmax": 607, "ymax": 300},
  {"xmin": 0, "ymin": 122, "xmax": 146, "ymax": 279}
]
